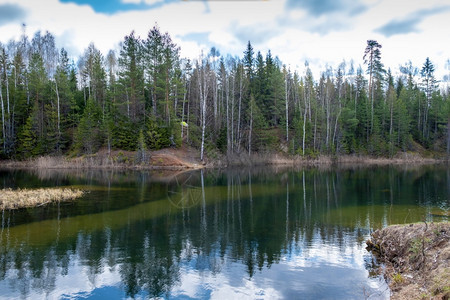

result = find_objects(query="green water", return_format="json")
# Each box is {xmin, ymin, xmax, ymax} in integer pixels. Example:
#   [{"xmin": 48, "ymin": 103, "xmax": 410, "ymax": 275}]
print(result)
[{"xmin": 0, "ymin": 165, "xmax": 448, "ymax": 299}]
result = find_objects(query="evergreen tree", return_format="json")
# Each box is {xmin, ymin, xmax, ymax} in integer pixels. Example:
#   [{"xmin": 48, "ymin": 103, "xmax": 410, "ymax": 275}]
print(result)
[
  {"xmin": 28, "ymin": 52, "xmax": 47, "ymax": 143},
  {"xmin": 420, "ymin": 57, "xmax": 438, "ymax": 141},
  {"xmin": 74, "ymin": 98, "xmax": 103, "ymax": 154},
  {"xmin": 118, "ymin": 31, "xmax": 145, "ymax": 122},
  {"xmin": 363, "ymin": 40, "xmax": 384, "ymax": 133},
  {"xmin": 16, "ymin": 114, "xmax": 36, "ymax": 158},
  {"xmin": 1, "ymin": 27, "xmax": 449, "ymax": 161},
  {"xmin": 396, "ymin": 89, "xmax": 411, "ymax": 151},
  {"xmin": 136, "ymin": 129, "xmax": 148, "ymax": 164}
]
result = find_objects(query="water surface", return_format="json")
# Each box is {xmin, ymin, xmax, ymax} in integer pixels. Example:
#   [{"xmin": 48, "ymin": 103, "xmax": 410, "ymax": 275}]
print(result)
[{"xmin": 0, "ymin": 166, "xmax": 448, "ymax": 299}]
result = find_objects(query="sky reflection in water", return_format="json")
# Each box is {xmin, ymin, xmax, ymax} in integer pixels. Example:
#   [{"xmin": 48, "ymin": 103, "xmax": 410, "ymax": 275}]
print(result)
[{"xmin": 0, "ymin": 166, "xmax": 448, "ymax": 299}]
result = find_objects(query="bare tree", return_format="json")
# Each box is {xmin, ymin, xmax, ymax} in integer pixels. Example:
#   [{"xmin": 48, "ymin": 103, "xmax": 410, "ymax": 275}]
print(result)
[{"xmin": 196, "ymin": 55, "xmax": 211, "ymax": 161}]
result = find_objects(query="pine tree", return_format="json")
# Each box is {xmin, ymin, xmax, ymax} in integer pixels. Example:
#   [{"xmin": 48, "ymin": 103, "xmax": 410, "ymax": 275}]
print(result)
[
  {"xmin": 363, "ymin": 40, "xmax": 384, "ymax": 133},
  {"xmin": 420, "ymin": 57, "xmax": 438, "ymax": 141},
  {"xmin": 118, "ymin": 31, "xmax": 145, "ymax": 122},
  {"xmin": 28, "ymin": 52, "xmax": 47, "ymax": 143},
  {"xmin": 136, "ymin": 129, "xmax": 148, "ymax": 164},
  {"xmin": 396, "ymin": 89, "xmax": 411, "ymax": 151},
  {"xmin": 74, "ymin": 98, "xmax": 103, "ymax": 154},
  {"xmin": 16, "ymin": 114, "xmax": 37, "ymax": 158}
]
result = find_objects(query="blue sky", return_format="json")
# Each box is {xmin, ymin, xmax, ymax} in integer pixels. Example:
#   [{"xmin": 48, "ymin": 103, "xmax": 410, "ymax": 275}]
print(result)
[
  {"xmin": 0, "ymin": 0, "xmax": 449, "ymax": 80},
  {"xmin": 59, "ymin": 0, "xmax": 180, "ymax": 14}
]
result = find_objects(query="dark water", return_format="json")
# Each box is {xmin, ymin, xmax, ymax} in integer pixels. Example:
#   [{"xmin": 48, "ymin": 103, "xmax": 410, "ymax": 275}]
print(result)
[{"xmin": 0, "ymin": 166, "xmax": 448, "ymax": 299}]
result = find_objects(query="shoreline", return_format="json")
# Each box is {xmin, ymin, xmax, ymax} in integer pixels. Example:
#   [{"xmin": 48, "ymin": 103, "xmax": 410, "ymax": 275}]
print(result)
[
  {"xmin": 0, "ymin": 150, "xmax": 447, "ymax": 171},
  {"xmin": 367, "ymin": 223, "xmax": 450, "ymax": 300}
]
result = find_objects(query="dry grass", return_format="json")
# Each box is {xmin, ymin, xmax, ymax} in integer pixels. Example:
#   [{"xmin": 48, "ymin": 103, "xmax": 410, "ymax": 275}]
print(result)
[
  {"xmin": 337, "ymin": 153, "xmax": 441, "ymax": 164},
  {"xmin": 0, "ymin": 188, "xmax": 85, "ymax": 210},
  {"xmin": 0, "ymin": 148, "xmax": 447, "ymax": 171},
  {"xmin": 367, "ymin": 222, "xmax": 450, "ymax": 300},
  {"xmin": 212, "ymin": 151, "xmax": 446, "ymax": 168}
]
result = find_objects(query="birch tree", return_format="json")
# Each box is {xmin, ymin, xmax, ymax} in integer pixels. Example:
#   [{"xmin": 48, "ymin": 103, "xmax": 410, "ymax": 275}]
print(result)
[{"xmin": 196, "ymin": 55, "xmax": 211, "ymax": 161}]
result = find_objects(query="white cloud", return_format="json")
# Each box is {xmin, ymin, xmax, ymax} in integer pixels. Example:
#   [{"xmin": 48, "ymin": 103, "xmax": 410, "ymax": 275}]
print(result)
[
  {"xmin": 121, "ymin": 0, "xmax": 141, "ymax": 4},
  {"xmin": 0, "ymin": 0, "xmax": 448, "ymax": 80},
  {"xmin": 143, "ymin": 0, "xmax": 164, "ymax": 5}
]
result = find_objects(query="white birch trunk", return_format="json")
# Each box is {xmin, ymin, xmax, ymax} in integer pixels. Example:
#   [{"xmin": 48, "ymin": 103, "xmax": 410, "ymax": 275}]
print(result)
[
  {"xmin": 231, "ymin": 75, "xmax": 235, "ymax": 152},
  {"xmin": 200, "ymin": 89, "xmax": 207, "ymax": 161},
  {"xmin": 326, "ymin": 85, "xmax": 330, "ymax": 149},
  {"xmin": 198, "ymin": 61, "xmax": 209, "ymax": 161},
  {"xmin": 303, "ymin": 104, "xmax": 307, "ymax": 156},
  {"xmin": 0, "ymin": 77, "xmax": 5, "ymax": 153},
  {"xmin": 248, "ymin": 99, "xmax": 252, "ymax": 156},
  {"xmin": 55, "ymin": 80, "xmax": 61, "ymax": 135},
  {"xmin": 285, "ymin": 73, "xmax": 289, "ymax": 142},
  {"xmin": 447, "ymin": 117, "xmax": 450, "ymax": 158},
  {"xmin": 237, "ymin": 72, "xmax": 242, "ymax": 153},
  {"xmin": 181, "ymin": 81, "xmax": 187, "ymax": 139},
  {"xmin": 226, "ymin": 76, "xmax": 230, "ymax": 156},
  {"xmin": 302, "ymin": 81, "xmax": 307, "ymax": 155}
]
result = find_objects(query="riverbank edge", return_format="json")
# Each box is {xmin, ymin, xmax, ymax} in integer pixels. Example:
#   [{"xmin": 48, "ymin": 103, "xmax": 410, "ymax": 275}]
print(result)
[
  {"xmin": 0, "ymin": 150, "xmax": 448, "ymax": 170},
  {"xmin": 366, "ymin": 222, "xmax": 450, "ymax": 300}
]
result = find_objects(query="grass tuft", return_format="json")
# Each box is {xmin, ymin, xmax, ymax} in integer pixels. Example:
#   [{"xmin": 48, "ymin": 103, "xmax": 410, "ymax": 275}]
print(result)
[{"xmin": 0, "ymin": 188, "xmax": 84, "ymax": 210}]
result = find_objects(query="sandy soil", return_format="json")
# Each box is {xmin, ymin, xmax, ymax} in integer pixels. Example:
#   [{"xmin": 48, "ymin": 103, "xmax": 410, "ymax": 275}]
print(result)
[
  {"xmin": 149, "ymin": 146, "xmax": 203, "ymax": 169},
  {"xmin": 367, "ymin": 222, "xmax": 450, "ymax": 300}
]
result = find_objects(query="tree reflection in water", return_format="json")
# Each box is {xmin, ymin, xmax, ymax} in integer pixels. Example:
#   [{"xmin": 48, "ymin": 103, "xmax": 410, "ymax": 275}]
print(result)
[{"xmin": 0, "ymin": 165, "xmax": 448, "ymax": 299}]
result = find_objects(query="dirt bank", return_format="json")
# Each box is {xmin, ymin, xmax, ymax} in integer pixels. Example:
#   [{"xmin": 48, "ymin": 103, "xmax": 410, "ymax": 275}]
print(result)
[
  {"xmin": 0, "ymin": 147, "xmax": 447, "ymax": 170},
  {"xmin": 366, "ymin": 222, "xmax": 450, "ymax": 300},
  {"xmin": 0, "ymin": 146, "xmax": 204, "ymax": 170}
]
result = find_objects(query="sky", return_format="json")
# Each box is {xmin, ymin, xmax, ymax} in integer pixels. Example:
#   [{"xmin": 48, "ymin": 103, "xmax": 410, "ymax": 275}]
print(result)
[{"xmin": 0, "ymin": 0, "xmax": 449, "ymax": 80}]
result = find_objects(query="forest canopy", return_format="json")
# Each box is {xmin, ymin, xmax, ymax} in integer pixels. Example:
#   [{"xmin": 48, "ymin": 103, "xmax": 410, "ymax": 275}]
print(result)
[{"xmin": 0, "ymin": 26, "xmax": 449, "ymax": 161}]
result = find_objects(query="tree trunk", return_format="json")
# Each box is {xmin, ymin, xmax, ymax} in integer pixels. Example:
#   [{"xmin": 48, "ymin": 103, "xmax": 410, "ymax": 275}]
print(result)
[
  {"xmin": 126, "ymin": 90, "xmax": 130, "ymax": 118},
  {"xmin": 231, "ymin": 75, "xmax": 235, "ymax": 152},
  {"xmin": 198, "ymin": 63, "xmax": 209, "ymax": 162},
  {"xmin": 333, "ymin": 109, "xmax": 341, "ymax": 153},
  {"xmin": 389, "ymin": 92, "xmax": 394, "ymax": 156},
  {"xmin": 302, "ymin": 105, "xmax": 307, "ymax": 156},
  {"xmin": 213, "ymin": 76, "xmax": 217, "ymax": 129},
  {"xmin": 174, "ymin": 84, "xmax": 178, "ymax": 119},
  {"xmin": 181, "ymin": 81, "xmax": 187, "ymax": 139},
  {"xmin": 447, "ymin": 117, "xmax": 450, "ymax": 158},
  {"xmin": 152, "ymin": 73, "xmax": 157, "ymax": 116},
  {"xmin": 226, "ymin": 76, "xmax": 230, "ymax": 157},
  {"xmin": 55, "ymin": 80, "xmax": 61, "ymax": 136},
  {"xmin": 333, "ymin": 92, "xmax": 342, "ymax": 153},
  {"xmin": 165, "ymin": 67, "xmax": 169, "ymax": 124},
  {"xmin": 200, "ymin": 92, "xmax": 206, "ymax": 161},
  {"xmin": 285, "ymin": 73, "xmax": 289, "ymax": 142},
  {"xmin": 313, "ymin": 107, "xmax": 317, "ymax": 152},
  {"xmin": 302, "ymin": 81, "xmax": 308, "ymax": 156},
  {"xmin": 369, "ymin": 53, "xmax": 374, "ymax": 134},
  {"xmin": 249, "ymin": 98, "xmax": 252, "ymax": 156},
  {"xmin": 0, "ymin": 77, "xmax": 5, "ymax": 153},
  {"xmin": 186, "ymin": 90, "xmax": 190, "ymax": 143},
  {"xmin": 237, "ymin": 69, "xmax": 243, "ymax": 152},
  {"xmin": 326, "ymin": 85, "xmax": 330, "ymax": 150}
]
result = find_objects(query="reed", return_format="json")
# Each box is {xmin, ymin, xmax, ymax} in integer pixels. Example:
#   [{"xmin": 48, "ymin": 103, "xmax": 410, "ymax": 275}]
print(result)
[{"xmin": 0, "ymin": 188, "xmax": 84, "ymax": 210}]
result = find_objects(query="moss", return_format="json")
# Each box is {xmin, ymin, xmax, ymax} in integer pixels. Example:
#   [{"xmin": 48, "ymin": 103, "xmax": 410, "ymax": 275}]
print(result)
[{"xmin": 391, "ymin": 273, "xmax": 404, "ymax": 285}]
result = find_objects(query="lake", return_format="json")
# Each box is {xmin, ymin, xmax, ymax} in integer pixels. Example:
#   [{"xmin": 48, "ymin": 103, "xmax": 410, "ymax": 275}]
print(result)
[{"xmin": 0, "ymin": 165, "xmax": 448, "ymax": 299}]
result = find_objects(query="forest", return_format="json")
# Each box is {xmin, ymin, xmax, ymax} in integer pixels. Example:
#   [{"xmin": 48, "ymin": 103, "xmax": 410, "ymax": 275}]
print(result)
[{"xmin": 0, "ymin": 25, "xmax": 449, "ymax": 162}]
